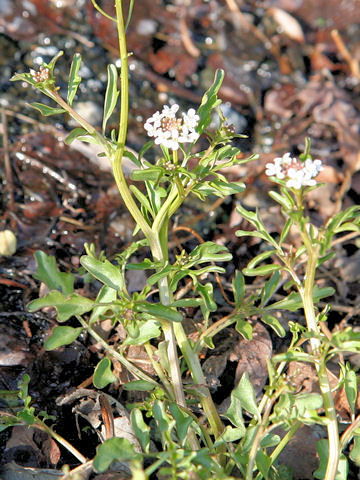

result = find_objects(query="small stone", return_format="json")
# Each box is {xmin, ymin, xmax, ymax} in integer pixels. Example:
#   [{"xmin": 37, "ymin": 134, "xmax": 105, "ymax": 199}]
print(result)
[{"xmin": 0, "ymin": 229, "xmax": 17, "ymax": 256}]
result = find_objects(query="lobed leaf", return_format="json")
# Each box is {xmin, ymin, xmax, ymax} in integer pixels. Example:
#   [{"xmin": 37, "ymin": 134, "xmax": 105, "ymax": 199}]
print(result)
[
  {"xmin": 81, "ymin": 255, "xmax": 124, "ymax": 291},
  {"xmin": 93, "ymin": 437, "xmax": 139, "ymax": 472},
  {"xmin": 28, "ymin": 291, "xmax": 94, "ymax": 322},
  {"xmin": 93, "ymin": 358, "xmax": 117, "ymax": 389},
  {"xmin": 33, "ymin": 250, "xmax": 74, "ymax": 295},
  {"xmin": 197, "ymin": 69, "xmax": 225, "ymax": 135},
  {"xmin": 45, "ymin": 326, "xmax": 83, "ymax": 350}
]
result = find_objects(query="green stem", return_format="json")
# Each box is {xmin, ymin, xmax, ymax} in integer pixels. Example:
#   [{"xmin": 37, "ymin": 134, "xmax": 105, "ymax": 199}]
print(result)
[
  {"xmin": 296, "ymin": 209, "xmax": 340, "ymax": 480},
  {"xmin": 111, "ymin": 0, "xmax": 152, "ymax": 239},
  {"xmin": 77, "ymin": 316, "xmax": 160, "ymax": 387},
  {"xmin": 144, "ymin": 343, "xmax": 175, "ymax": 401}
]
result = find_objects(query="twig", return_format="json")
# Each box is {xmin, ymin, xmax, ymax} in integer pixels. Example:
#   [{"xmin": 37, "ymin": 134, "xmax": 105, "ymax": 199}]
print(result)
[{"xmin": 331, "ymin": 29, "xmax": 360, "ymax": 80}]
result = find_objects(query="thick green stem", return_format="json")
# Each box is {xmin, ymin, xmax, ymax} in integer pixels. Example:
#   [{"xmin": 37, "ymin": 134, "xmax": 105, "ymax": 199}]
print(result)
[
  {"xmin": 111, "ymin": 0, "xmax": 152, "ymax": 239},
  {"xmin": 299, "ymin": 222, "xmax": 340, "ymax": 480}
]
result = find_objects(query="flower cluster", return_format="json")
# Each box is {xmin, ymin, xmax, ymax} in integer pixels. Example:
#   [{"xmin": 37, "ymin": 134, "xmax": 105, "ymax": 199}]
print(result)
[
  {"xmin": 265, "ymin": 152, "xmax": 323, "ymax": 190},
  {"xmin": 30, "ymin": 66, "xmax": 51, "ymax": 83},
  {"xmin": 144, "ymin": 104, "xmax": 199, "ymax": 150}
]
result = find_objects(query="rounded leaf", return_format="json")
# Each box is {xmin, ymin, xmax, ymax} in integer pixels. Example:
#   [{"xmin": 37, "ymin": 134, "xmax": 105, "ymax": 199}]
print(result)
[
  {"xmin": 93, "ymin": 358, "xmax": 117, "ymax": 389},
  {"xmin": 45, "ymin": 326, "xmax": 83, "ymax": 350}
]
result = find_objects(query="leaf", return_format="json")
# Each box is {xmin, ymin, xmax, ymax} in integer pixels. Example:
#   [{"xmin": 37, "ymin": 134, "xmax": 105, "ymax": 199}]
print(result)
[
  {"xmin": 123, "ymin": 319, "xmax": 161, "ymax": 345},
  {"xmin": 260, "ymin": 270, "xmax": 281, "ymax": 306},
  {"xmin": 233, "ymin": 270, "xmax": 245, "ymax": 307},
  {"xmin": 236, "ymin": 372, "xmax": 260, "ymax": 419},
  {"xmin": 80, "ymin": 255, "xmax": 124, "ymax": 291},
  {"xmin": 261, "ymin": 313, "xmax": 286, "ymax": 337},
  {"xmin": 243, "ymin": 264, "xmax": 282, "ymax": 276},
  {"xmin": 130, "ymin": 184, "xmax": 154, "ymax": 217},
  {"xmin": 224, "ymin": 390, "xmax": 245, "ymax": 429},
  {"xmin": 197, "ymin": 69, "xmax": 225, "ymax": 134},
  {"xmin": 67, "ymin": 53, "xmax": 82, "ymax": 106},
  {"xmin": 169, "ymin": 403, "xmax": 194, "ymax": 445},
  {"xmin": 93, "ymin": 358, "xmax": 117, "ymax": 389},
  {"xmin": 123, "ymin": 380, "xmax": 156, "ymax": 391},
  {"xmin": 190, "ymin": 242, "xmax": 232, "ymax": 264},
  {"xmin": 349, "ymin": 436, "xmax": 360, "ymax": 466},
  {"xmin": 344, "ymin": 368, "xmax": 357, "ymax": 416},
  {"xmin": 216, "ymin": 425, "xmax": 245, "ymax": 443},
  {"xmin": 134, "ymin": 302, "xmax": 183, "ymax": 323},
  {"xmin": 89, "ymin": 285, "xmax": 117, "ymax": 325},
  {"xmin": 235, "ymin": 317, "xmax": 253, "ymax": 340},
  {"xmin": 65, "ymin": 128, "xmax": 102, "ymax": 146},
  {"xmin": 28, "ymin": 102, "xmax": 66, "ymax": 116},
  {"xmin": 28, "ymin": 291, "xmax": 94, "ymax": 322},
  {"xmin": 246, "ymin": 249, "xmax": 278, "ymax": 270},
  {"xmin": 314, "ymin": 440, "xmax": 348, "ymax": 480},
  {"xmin": 131, "ymin": 166, "xmax": 165, "ymax": 183},
  {"xmin": 45, "ymin": 326, "xmax": 83, "ymax": 350},
  {"xmin": 33, "ymin": 250, "xmax": 74, "ymax": 295},
  {"xmin": 93, "ymin": 437, "xmax": 139, "ymax": 472},
  {"xmin": 102, "ymin": 64, "xmax": 119, "ymax": 133},
  {"xmin": 131, "ymin": 408, "xmax": 150, "ymax": 452},
  {"xmin": 256, "ymin": 449, "xmax": 271, "ymax": 478},
  {"xmin": 266, "ymin": 286, "xmax": 335, "ymax": 312},
  {"xmin": 273, "ymin": 351, "xmax": 314, "ymax": 363}
]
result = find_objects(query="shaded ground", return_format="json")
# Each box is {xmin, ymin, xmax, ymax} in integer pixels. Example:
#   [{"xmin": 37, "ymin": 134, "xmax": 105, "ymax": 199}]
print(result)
[{"xmin": 1, "ymin": 0, "xmax": 360, "ymax": 478}]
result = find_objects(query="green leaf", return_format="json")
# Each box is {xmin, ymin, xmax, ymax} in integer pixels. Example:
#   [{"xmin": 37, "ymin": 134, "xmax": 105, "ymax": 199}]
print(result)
[
  {"xmin": 134, "ymin": 302, "xmax": 183, "ymax": 323},
  {"xmin": 235, "ymin": 317, "xmax": 253, "ymax": 340},
  {"xmin": 256, "ymin": 449, "xmax": 271, "ymax": 478},
  {"xmin": 344, "ymin": 368, "xmax": 357, "ymax": 416},
  {"xmin": 28, "ymin": 291, "xmax": 93, "ymax": 322},
  {"xmin": 261, "ymin": 313, "xmax": 286, "ymax": 337},
  {"xmin": 169, "ymin": 403, "xmax": 194, "ymax": 445},
  {"xmin": 65, "ymin": 128, "xmax": 102, "ymax": 146},
  {"xmin": 131, "ymin": 166, "xmax": 165, "ymax": 183},
  {"xmin": 102, "ymin": 64, "xmax": 119, "ymax": 133},
  {"xmin": 273, "ymin": 351, "xmax": 313, "ymax": 363},
  {"xmin": 130, "ymin": 184, "xmax": 154, "ymax": 217},
  {"xmin": 80, "ymin": 255, "xmax": 124, "ymax": 291},
  {"xmin": 45, "ymin": 326, "xmax": 83, "ymax": 350},
  {"xmin": 123, "ymin": 380, "xmax": 156, "ymax": 391},
  {"xmin": 280, "ymin": 218, "xmax": 293, "ymax": 245},
  {"xmin": 67, "ymin": 53, "xmax": 82, "ymax": 106},
  {"xmin": 314, "ymin": 440, "xmax": 348, "ymax": 480},
  {"xmin": 216, "ymin": 425, "xmax": 245, "ymax": 443},
  {"xmin": 243, "ymin": 264, "xmax": 282, "ymax": 276},
  {"xmin": 331, "ymin": 328, "xmax": 360, "ymax": 353},
  {"xmin": 131, "ymin": 408, "xmax": 150, "ymax": 452},
  {"xmin": 260, "ymin": 270, "xmax": 281, "ymax": 306},
  {"xmin": 89, "ymin": 285, "xmax": 117, "ymax": 326},
  {"xmin": 33, "ymin": 250, "xmax": 74, "ymax": 295},
  {"xmin": 266, "ymin": 286, "xmax": 335, "ymax": 312},
  {"xmin": 170, "ymin": 298, "xmax": 204, "ymax": 308},
  {"xmin": 246, "ymin": 249, "xmax": 278, "ymax": 270},
  {"xmin": 123, "ymin": 319, "xmax": 161, "ymax": 345},
  {"xmin": 268, "ymin": 190, "xmax": 295, "ymax": 210},
  {"xmin": 29, "ymin": 102, "xmax": 66, "ymax": 116},
  {"xmin": 224, "ymin": 390, "xmax": 244, "ymax": 429},
  {"xmin": 233, "ymin": 270, "xmax": 245, "ymax": 308},
  {"xmin": 93, "ymin": 437, "xmax": 139, "ymax": 472},
  {"xmin": 189, "ymin": 242, "xmax": 232, "ymax": 264},
  {"xmin": 236, "ymin": 372, "xmax": 260, "ymax": 419},
  {"xmin": 197, "ymin": 69, "xmax": 225, "ymax": 134},
  {"xmin": 349, "ymin": 436, "xmax": 360, "ymax": 466},
  {"xmin": 195, "ymin": 282, "xmax": 217, "ymax": 312},
  {"xmin": 93, "ymin": 358, "xmax": 117, "ymax": 389}
]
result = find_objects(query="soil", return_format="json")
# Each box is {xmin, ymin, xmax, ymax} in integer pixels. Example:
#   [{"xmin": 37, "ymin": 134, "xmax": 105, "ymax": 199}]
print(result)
[{"xmin": 0, "ymin": 1, "xmax": 360, "ymax": 478}]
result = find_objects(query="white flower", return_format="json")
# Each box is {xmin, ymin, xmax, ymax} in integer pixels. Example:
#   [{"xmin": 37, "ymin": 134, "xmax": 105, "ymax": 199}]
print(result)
[
  {"xmin": 144, "ymin": 104, "xmax": 200, "ymax": 150},
  {"xmin": 265, "ymin": 152, "xmax": 323, "ymax": 189}
]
